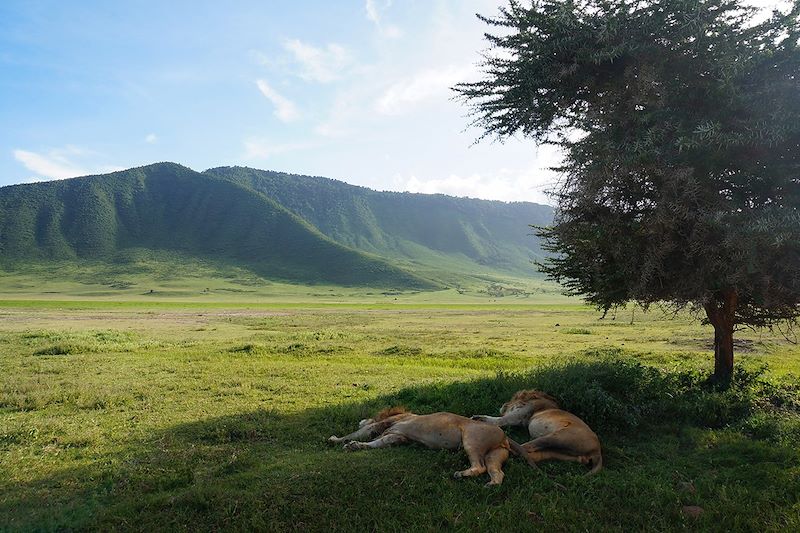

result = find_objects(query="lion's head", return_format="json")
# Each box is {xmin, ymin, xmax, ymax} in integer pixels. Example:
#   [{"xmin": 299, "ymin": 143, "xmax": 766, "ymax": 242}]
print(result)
[
  {"xmin": 500, "ymin": 390, "xmax": 559, "ymax": 414},
  {"xmin": 373, "ymin": 406, "xmax": 410, "ymax": 421},
  {"xmin": 359, "ymin": 406, "xmax": 410, "ymax": 427}
]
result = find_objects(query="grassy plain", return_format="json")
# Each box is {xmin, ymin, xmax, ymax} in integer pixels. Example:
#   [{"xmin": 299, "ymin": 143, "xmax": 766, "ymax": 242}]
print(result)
[
  {"xmin": 0, "ymin": 257, "xmax": 559, "ymax": 304},
  {"xmin": 1, "ymin": 294, "xmax": 799, "ymax": 531}
]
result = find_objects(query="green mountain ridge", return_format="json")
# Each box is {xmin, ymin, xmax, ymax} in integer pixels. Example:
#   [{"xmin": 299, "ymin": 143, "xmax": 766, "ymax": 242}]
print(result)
[
  {"xmin": 205, "ymin": 166, "xmax": 553, "ymax": 276},
  {"xmin": 0, "ymin": 163, "xmax": 433, "ymax": 289},
  {"xmin": 0, "ymin": 162, "xmax": 553, "ymax": 289}
]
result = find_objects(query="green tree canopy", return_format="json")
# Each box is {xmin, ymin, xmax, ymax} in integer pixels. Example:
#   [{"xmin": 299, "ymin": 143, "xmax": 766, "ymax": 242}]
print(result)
[{"xmin": 455, "ymin": 0, "xmax": 800, "ymax": 382}]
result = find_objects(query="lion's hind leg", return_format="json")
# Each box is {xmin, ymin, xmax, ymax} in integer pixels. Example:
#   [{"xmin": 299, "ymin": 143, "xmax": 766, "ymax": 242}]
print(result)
[
  {"xmin": 524, "ymin": 434, "xmax": 600, "ymax": 473},
  {"xmin": 484, "ymin": 446, "xmax": 510, "ymax": 487},
  {"xmin": 526, "ymin": 449, "xmax": 585, "ymax": 463},
  {"xmin": 343, "ymin": 432, "xmax": 407, "ymax": 451},
  {"xmin": 453, "ymin": 445, "xmax": 487, "ymax": 480},
  {"xmin": 523, "ymin": 435, "xmax": 587, "ymax": 465},
  {"xmin": 453, "ymin": 427, "xmax": 494, "ymax": 480}
]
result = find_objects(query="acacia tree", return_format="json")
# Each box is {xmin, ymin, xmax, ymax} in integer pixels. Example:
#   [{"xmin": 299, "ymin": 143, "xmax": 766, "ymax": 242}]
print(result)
[{"xmin": 455, "ymin": 0, "xmax": 800, "ymax": 382}]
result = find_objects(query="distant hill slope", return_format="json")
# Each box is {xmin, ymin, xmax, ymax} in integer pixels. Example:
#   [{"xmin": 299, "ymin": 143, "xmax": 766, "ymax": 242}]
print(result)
[
  {"xmin": 204, "ymin": 166, "xmax": 553, "ymax": 275},
  {"xmin": 0, "ymin": 163, "xmax": 434, "ymax": 288}
]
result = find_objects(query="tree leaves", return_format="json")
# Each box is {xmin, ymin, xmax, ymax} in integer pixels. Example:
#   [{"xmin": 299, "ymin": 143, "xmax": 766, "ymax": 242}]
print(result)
[{"xmin": 456, "ymin": 0, "xmax": 800, "ymax": 329}]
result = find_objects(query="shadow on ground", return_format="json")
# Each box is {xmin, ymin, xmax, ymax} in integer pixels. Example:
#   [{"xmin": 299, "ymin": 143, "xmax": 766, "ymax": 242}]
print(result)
[{"xmin": 2, "ymin": 359, "xmax": 799, "ymax": 532}]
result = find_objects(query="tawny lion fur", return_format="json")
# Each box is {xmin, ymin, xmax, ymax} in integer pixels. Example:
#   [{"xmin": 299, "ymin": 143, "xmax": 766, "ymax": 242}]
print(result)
[
  {"xmin": 328, "ymin": 407, "xmax": 534, "ymax": 486},
  {"xmin": 372, "ymin": 406, "xmax": 409, "ymax": 422},
  {"xmin": 472, "ymin": 390, "xmax": 603, "ymax": 474}
]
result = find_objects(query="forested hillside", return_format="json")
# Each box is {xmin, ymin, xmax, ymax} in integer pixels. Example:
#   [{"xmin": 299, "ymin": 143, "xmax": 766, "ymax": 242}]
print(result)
[
  {"xmin": 0, "ymin": 163, "xmax": 552, "ymax": 289},
  {"xmin": 205, "ymin": 166, "xmax": 553, "ymax": 275},
  {"xmin": 0, "ymin": 163, "xmax": 433, "ymax": 288}
]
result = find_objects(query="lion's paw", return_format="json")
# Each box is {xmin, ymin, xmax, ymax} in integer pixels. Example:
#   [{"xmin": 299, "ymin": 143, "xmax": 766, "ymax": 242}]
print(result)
[{"xmin": 343, "ymin": 441, "xmax": 362, "ymax": 452}]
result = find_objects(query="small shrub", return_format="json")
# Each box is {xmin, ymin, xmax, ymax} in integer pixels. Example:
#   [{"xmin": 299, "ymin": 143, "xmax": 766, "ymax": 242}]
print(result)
[
  {"xmin": 285, "ymin": 343, "xmax": 306, "ymax": 352},
  {"xmin": 562, "ymin": 327, "xmax": 593, "ymax": 335},
  {"xmin": 229, "ymin": 343, "xmax": 262, "ymax": 354},
  {"xmin": 34, "ymin": 344, "xmax": 76, "ymax": 356},
  {"xmin": 26, "ymin": 329, "xmax": 146, "ymax": 354},
  {"xmin": 450, "ymin": 348, "xmax": 505, "ymax": 358},
  {"xmin": 376, "ymin": 345, "xmax": 423, "ymax": 357},
  {"xmin": 742, "ymin": 412, "xmax": 800, "ymax": 444}
]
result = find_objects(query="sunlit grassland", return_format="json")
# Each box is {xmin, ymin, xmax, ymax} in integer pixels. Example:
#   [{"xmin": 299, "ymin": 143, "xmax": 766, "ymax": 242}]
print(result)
[
  {"xmin": 0, "ymin": 252, "xmax": 559, "ymax": 304},
  {"xmin": 1, "ymin": 299, "xmax": 799, "ymax": 531}
]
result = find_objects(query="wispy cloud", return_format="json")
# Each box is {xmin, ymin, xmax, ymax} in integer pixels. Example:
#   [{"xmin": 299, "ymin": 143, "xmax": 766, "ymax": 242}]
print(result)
[
  {"xmin": 13, "ymin": 147, "xmax": 89, "ymax": 180},
  {"xmin": 256, "ymin": 80, "xmax": 299, "ymax": 122},
  {"xmin": 365, "ymin": 0, "xmax": 381, "ymax": 24},
  {"xmin": 145, "ymin": 133, "xmax": 158, "ymax": 144},
  {"xmin": 397, "ymin": 169, "xmax": 551, "ymax": 204},
  {"xmin": 395, "ymin": 141, "xmax": 562, "ymax": 204},
  {"xmin": 13, "ymin": 146, "xmax": 124, "ymax": 181},
  {"xmin": 283, "ymin": 39, "xmax": 352, "ymax": 83},
  {"xmin": 375, "ymin": 65, "xmax": 475, "ymax": 115},
  {"xmin": 365, "ymin": 0, "xmax": 401, "ymax": 38}
]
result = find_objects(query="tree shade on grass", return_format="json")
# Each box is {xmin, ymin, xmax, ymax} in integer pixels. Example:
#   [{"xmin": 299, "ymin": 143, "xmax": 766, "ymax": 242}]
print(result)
[{"xmin": 455, "ymin": 0, "xmax": 800, "ymax": 383}]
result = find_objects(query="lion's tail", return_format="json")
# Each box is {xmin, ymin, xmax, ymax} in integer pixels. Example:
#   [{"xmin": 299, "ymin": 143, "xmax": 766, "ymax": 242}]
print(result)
[
  {"xmin": 587, "ymin": 451, "xmax": 603, "ymax": 475},
  {"xmin": 507, "ymin": 438, "xmax": 538, "ymax": 469}
]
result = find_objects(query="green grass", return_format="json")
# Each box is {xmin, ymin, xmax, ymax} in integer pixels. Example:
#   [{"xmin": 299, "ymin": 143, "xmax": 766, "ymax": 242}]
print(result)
[
  {"xmin": 1, "ymin": 300, "xmax": 799, "ymax": 531},
  {"xmin": 0, "ymin": 254, "xmax": 565, "ymax": 305}
]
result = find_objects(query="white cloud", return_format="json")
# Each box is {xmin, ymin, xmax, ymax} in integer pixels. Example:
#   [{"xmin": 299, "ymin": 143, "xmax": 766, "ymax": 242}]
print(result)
[
  {"xmin": 365, "ymin": 0, "xmax": 401, "ymax": 38},
  {"xmin": 365, "ymin": 0, "xmax": 380, "ymax": 24},
  {"xmin": 256, "ymin": 80, "xmax": 299, "ymax": 122},
  {"xmin": 13, "ymin": 146, "xmax": 125, "ymax": 182},
  {"xmin": 375, "ymin": 64, "xmax": 476, "ymax": 115},
  {"xmin": 393, "ymin": 144, "xmax": 563, "ymax": 204},
  {"xmin": 283, "ymin": 39, "xmax": 351, "ymax": 83},
  {"xmin": 13, "ymin": 148, "xmax": 89, "ymax": 180},
  {"xmin": 145, "ymin": 133, "xmax": 158, "ymax": 144},
  {"xmin": 397, "ymin": 170, "xmax": 552, "ymax": 204}
]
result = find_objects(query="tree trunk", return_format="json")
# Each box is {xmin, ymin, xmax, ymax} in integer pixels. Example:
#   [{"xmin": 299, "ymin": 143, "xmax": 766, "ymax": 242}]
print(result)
[{"xmin": 704, "ymin": 289, "xmax": 738, "ymax": 384}]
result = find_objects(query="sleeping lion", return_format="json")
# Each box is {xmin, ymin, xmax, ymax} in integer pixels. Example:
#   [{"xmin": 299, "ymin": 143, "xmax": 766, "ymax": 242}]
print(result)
[
  {"xmin": 472, "ymin": 390, "xmax": 603, "ymax": 474},
  {"xmin": 328, "ymin": 407, "xmax": 535, "ymax": 486}
]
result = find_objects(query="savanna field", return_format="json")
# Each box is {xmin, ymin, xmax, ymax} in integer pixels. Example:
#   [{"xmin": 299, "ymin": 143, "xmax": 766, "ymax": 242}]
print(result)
[
  {"xmin": 2, "ymin": 0, "xmax": 799, "ymax": 532},
  {"xmin": 2, "ymin": 293, "xmax": 800, "ymax": 532}
]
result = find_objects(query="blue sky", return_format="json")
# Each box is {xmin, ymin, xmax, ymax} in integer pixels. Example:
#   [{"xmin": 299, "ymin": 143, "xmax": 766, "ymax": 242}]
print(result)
[{"xmin": 0, "ymin": 0, "xmax": 788, "ymax": 202}]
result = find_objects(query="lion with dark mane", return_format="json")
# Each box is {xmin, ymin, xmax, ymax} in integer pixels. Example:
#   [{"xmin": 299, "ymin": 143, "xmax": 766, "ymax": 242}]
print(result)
[{"xmin": 472, "ymin": 390, "xmax": 603, "ymax": 474}]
